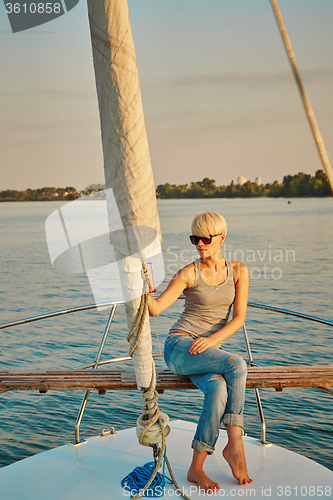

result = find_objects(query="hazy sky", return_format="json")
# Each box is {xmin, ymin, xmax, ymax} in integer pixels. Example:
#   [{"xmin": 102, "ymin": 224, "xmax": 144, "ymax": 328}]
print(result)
[{"xmin": 1, "ymin": 0, "xmax": 333, "ymax": 191}]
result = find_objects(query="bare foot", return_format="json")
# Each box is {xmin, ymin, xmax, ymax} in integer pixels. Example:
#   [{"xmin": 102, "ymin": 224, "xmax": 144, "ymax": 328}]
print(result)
[
  {"xmin": 187, "ymin": 466, "xmax": 220, "ymax": 492},
  {"xmin": 223, "ymin": 443, "xmax": 252, "ymax": 485}
]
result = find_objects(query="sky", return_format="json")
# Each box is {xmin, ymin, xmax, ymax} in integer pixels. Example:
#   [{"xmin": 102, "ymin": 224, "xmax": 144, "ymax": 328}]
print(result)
[{"xmin": 0, "ymin": 0, "xmax": 333, "ymax": 191}]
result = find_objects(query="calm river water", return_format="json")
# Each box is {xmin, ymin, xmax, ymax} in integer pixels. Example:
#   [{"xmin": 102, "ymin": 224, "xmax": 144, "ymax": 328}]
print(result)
[{"xmin": 0, "ymin": 198, "xmax": 332, "ymax": 471}]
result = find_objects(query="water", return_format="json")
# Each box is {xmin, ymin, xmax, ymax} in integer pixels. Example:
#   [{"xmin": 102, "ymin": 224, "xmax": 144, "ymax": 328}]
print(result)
[{"xmin": 0, "ymin": 198, "xmax": 332, "ymax": 471}]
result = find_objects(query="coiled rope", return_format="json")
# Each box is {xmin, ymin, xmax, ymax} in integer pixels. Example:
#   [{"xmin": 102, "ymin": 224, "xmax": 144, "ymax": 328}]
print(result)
[
  {"xmin": 123, "ymin": 261, "xmax": 191, "ymax": 500},
  {"xmin": 121, "ymin": 459, "xmax": 173, "ymax": 498}
]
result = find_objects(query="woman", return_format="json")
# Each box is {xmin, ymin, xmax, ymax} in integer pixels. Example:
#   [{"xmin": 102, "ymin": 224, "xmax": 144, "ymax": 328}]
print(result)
[{"xmin": 147, "ymin": 211, "xmax": 252, "ymax": 492}]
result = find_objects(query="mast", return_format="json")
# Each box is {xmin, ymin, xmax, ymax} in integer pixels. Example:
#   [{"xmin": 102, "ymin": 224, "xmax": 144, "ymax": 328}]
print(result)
[{"xmin": 86, "ymin": 0, "xmax": 162, "ymax": 390}]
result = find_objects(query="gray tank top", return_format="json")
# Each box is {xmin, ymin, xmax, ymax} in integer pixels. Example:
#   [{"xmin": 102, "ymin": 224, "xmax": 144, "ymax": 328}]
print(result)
[{"xmin": 170, "ymin": 259, "xmax": 235, "ymax": 344}]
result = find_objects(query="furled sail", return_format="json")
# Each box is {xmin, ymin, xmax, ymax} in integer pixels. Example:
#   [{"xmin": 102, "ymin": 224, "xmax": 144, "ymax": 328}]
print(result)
[{"xmin": 87, "ymin": 0, "xmax": 163, "ymax": 390}]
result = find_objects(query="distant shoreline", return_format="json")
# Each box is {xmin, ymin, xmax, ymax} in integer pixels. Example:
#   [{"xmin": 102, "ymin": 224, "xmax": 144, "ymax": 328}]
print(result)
[
  {"xmin": 155, "ymin": 171, "xmax": 331, "ymax": 199},
  {"xmin": 1, "ymin": 170, "xmax": 331, "ymax": 200},
  {"xmin": 1, "ymin": 195, "xmax": 332, "ymax": 202}
]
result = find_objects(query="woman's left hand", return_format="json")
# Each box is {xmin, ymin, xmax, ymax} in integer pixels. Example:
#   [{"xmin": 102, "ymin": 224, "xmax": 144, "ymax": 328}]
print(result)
[{"xmin": 189, "ymin": 336, "xmax": 217, "ymax": 355}]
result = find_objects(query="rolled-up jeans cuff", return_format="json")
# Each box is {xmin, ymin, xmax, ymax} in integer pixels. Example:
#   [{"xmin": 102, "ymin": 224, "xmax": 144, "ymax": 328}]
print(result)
[
  {"xmin": 191, "ymin": 439, "xmax": 214, "ymax": 455},
  {"xmin": 223, "ymin": 413, "xmax": 243, "ymax": 428}
]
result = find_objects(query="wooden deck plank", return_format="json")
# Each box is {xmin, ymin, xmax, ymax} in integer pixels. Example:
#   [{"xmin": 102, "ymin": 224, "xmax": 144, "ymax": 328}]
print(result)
[
  {"xmin": 1, "ymin": 366, "xmax": 333, "ymax": 376},
  {"xmin": 0, "ymin": 366, "xmax": 333, "ymax": 393}
]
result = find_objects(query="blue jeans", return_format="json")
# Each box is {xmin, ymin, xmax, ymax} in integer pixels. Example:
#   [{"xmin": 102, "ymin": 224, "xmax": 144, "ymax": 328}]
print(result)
[{"xmin": 164, "ymin": 333, "xmax": 247, "ymax": 454}]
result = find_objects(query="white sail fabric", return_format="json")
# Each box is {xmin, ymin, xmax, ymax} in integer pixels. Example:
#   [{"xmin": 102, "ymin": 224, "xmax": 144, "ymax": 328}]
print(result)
[{"xmin": 87, "ymin": 0, "xmax": 163, "ymax": 389}]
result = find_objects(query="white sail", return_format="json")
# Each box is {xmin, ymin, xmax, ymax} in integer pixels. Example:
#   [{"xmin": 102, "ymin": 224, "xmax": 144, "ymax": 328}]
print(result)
[{"xmin": 86, "ymin": 0, "xmax": 163, "ymax": 389}]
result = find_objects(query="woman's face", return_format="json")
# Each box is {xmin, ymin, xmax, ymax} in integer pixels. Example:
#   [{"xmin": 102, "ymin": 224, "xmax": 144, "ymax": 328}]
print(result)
[{"xmin": 196, "ymin": 233, "xmax": 225, "ymax": 260}]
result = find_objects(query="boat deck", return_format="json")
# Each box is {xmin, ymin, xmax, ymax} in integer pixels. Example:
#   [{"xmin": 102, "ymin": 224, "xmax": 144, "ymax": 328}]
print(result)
[
  {"xmin": 0, "ymin": 420, "xmax": 332, "ymax": 499},
  {"xmin": 1, "ymin": 366, "xmax": 333, "ymax": 393}
]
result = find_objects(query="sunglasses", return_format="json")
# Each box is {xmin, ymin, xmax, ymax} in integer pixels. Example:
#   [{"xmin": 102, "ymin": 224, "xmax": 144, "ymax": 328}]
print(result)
[{"xmin": 189, "ymin": 234, "xmax": 222, "ymax": 245}]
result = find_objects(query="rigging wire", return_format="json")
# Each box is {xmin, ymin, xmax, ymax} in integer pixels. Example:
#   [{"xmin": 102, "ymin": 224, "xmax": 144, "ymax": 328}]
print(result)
[{"xmin": 270, "ymin": 0, "xmax": 333, "ymax": 194}]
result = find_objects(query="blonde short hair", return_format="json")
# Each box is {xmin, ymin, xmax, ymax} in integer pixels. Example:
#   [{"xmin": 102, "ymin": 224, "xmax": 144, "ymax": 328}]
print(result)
[{"xmin": 191, "ymin": 212, "xmax": 227, "ymax": 238}]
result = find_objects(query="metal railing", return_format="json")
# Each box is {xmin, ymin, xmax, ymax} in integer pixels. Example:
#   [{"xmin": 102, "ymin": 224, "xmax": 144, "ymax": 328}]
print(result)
[
  {"xmin": 247, "ymin": 302, "xmax": 333, "ymax": 327},
  {"xmin": 245, "ymin": 302, "xmax": 333, "ymax": 443},
  {"xmin": 241, "ymin": 322, "xmax": 267, "ymax": 444},
  {"xmin": 1, "ymin": 300, "xmax": 332, "ymax": 445},
  {"xmin": 2, "ymin": 299, "xmax": 333, "ymax": 331},
  {"xmin": 0, "ymin": 301, "xmax": 124, "ymax": 330},
  {"xmin": 74, "ymin": 304, "xmax": 117, "ymax": 444}
]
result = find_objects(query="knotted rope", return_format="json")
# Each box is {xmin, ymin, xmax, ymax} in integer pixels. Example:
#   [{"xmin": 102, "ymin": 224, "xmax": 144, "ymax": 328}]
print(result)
[{"xmin": 124, "ymin": 260, "xmax": 190, "ymax": 500}]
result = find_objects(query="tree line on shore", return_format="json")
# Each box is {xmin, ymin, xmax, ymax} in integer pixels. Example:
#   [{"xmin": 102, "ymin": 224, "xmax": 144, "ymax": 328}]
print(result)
[
  {"xmin": 156, "ymin": 170, "xmax": 331, "ymax": 198},
  {"xmin": 0, "ymin": 187, "xmax": 79, "ymax": 202},
  {"xmin": 0, "ymin": 170, "xmax": 331, "ymax": 201}
]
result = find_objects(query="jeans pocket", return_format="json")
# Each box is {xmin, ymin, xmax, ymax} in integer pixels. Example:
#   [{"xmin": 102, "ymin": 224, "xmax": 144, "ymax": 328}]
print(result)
[{"xmin": 164, "ymin": 333, "xmax": 185, "ymax": 348}]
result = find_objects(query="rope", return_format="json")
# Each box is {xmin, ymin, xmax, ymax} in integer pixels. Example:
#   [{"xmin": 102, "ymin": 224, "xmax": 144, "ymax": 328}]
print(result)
[
  {"xmin": 122, "ymin": 260, "xmax": 191, "ymax": 500},
  {"xmin": 165, "ymin": 455, "xmax": 190, "ymax": 498},
  {"xmin": 127, "ymin": 292, "xmax": 148, "ymax": 357},
  {"xmin": 270, "ymin": 0, "xmax": 333, "ymax": 194},
  {"xmin": 129, "ymin": 370, "xmax": 166, "ymax": 499},
  {"xmin": 121, "ymin": 460, "xmax": 173, "ymax": 498}
]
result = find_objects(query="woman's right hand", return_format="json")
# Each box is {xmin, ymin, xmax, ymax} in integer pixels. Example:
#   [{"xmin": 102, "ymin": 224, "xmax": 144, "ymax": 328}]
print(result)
[{"xmin": 147, "ymin": 264, "xmax": 195, "ymax": 317}]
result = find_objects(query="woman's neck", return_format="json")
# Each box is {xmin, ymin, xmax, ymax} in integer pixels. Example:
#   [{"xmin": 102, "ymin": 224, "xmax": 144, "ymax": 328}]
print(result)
[{"xmin": 200, "ymin": 250, "xmax": 225, "ymax": 270}]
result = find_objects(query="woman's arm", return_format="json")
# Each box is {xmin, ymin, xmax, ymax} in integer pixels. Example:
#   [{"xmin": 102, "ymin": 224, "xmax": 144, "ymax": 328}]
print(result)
[
  {"xmin": 147, "ymin": 264, "xmax": 194, "ymax": 317},
  {"xmin": 189, "ymin": 262, "xmax": 249, "ymax": 354}
]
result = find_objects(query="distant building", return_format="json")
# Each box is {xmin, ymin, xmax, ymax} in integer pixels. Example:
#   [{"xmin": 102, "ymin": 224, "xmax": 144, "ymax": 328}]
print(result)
[
  {"xmin": 237, "ymin": 175, "xmax": 247, "ymax": 186},
  {"xmin": 255, "ymin": 177, "xmax": 262, "ymax": 186}
]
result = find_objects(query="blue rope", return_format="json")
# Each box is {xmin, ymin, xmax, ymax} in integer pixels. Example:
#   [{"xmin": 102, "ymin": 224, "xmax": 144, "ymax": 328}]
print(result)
[{"xmin": 121, "ymin": 452, "xmax": 173, "ymax": 498}]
